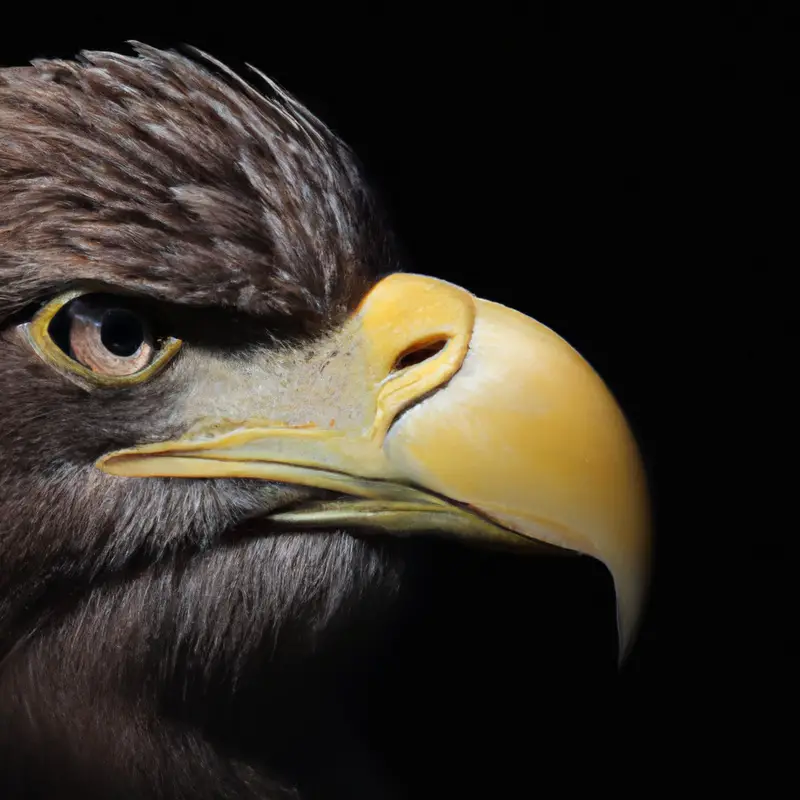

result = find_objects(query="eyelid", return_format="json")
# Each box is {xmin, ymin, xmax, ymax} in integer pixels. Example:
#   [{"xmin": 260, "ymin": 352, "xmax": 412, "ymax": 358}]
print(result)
[{"xmin": 24, "ymin": 289, "xmax": 182, "ymax": 390}]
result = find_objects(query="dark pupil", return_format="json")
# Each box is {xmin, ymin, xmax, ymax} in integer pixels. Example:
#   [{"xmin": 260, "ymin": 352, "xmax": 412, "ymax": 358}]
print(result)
[{"xmin": 101, "ymin": 309, "xmax": 145, "ymax": 357}]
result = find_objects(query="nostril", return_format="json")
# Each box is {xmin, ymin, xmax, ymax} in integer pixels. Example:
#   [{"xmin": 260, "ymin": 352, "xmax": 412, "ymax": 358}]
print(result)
[{"xmin": 392, "ymin": 337, "xmax": 448, "ymax": 373}]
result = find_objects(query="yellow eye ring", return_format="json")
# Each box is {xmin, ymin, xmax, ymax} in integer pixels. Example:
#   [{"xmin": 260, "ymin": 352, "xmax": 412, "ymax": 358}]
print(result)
[{"xmin": 24, "ymin": 289, "xmax": 182, "ymax": 389}]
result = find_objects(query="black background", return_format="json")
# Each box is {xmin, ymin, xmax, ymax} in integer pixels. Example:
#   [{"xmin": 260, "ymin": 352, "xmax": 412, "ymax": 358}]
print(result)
[{"xmin": 1, "ymin": 3, "xmax": 792, "ymax": 796}]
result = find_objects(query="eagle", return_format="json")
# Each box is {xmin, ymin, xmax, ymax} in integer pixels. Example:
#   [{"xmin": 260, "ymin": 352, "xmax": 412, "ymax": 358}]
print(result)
[{"xmin": 0, "ymin": 44, "xmax": 651, "ymax": 799}]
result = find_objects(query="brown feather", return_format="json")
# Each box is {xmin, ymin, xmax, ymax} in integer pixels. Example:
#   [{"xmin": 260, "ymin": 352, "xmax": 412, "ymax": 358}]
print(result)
[{"xmin": 0, "ymin": 43, "xmax": 394, "ymax": 329}]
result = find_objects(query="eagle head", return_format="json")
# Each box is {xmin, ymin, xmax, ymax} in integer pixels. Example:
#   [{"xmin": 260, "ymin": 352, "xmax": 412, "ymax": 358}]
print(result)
[{"xmin": 0, "ymin": 44, "xmax": 650, "ymax": 799}]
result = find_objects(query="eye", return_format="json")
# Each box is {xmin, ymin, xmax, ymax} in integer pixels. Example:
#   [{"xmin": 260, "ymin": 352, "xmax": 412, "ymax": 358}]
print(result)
[
  {"xmin": 25, "ymin": 291, "xmax": 182, "ymax": 387},
  {"xmin": 52, "ymin": 297, "xmax": 154, "ymax": 376}
]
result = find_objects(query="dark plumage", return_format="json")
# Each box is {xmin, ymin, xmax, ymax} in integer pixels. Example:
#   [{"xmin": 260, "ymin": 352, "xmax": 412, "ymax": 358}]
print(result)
[
  {"xmin": 0, "ymin": 44, "xmax": 617, "ymax": 800},
  {"xmin": 0, "ymin": 44, "xmax": 384, "ymax": 323},
  {"xmin": 0, "ymin": 43, "xmax": 410, "ymax": 800}
]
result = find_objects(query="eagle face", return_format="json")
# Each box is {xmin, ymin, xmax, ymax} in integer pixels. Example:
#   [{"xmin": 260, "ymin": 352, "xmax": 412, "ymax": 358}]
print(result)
[{"xmin": 0, "ymin": 44, "xmax": 650, "ymax": 799}]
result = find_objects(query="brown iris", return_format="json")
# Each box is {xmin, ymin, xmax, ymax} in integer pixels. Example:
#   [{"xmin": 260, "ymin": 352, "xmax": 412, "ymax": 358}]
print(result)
[{"xmin": 64, "ymin": 300, "xmax": 154, "ymax": 376}]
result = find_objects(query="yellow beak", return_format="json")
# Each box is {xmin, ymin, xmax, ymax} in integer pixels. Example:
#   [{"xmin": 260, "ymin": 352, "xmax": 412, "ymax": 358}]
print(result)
[{"xmin": 97, "ymin": 273, "xmax": 651, "ymax": 661}]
